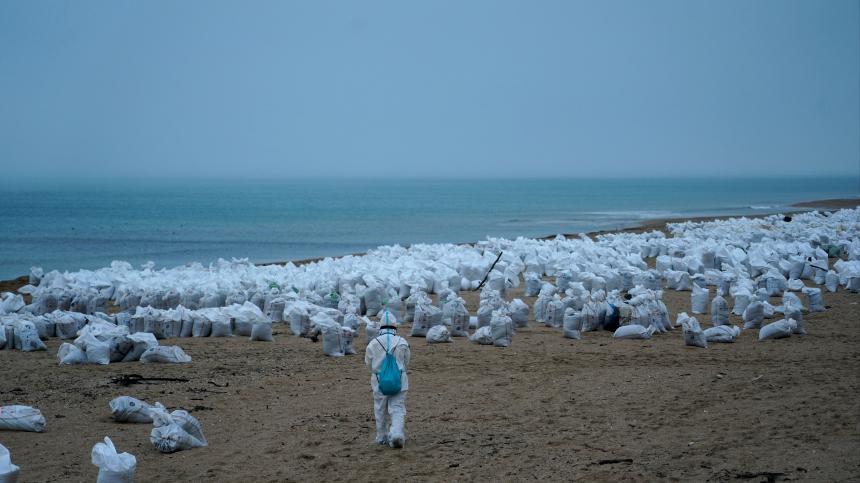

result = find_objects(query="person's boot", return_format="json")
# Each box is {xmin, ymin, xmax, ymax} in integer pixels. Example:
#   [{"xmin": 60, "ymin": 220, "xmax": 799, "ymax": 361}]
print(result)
[
  {"xmin": 388, "ymin": 432, "xmax": 404, "ymax": 448},
  {"xmin": 375, "ymin": 422, "xmax": 389, "ymax": 445}
]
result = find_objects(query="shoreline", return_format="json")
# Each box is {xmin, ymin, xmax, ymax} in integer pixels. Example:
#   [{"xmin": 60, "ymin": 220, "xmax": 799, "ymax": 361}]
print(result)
[{"xmin": 2, "ymin": 198, "xmax": 857, "ymax": 287}]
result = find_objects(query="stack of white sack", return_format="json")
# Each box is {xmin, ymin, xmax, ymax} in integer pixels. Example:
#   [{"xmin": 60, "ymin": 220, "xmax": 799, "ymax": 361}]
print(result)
[{"xmin": 2, "ymin": 208, "xmax": 853, "ymax": 355}]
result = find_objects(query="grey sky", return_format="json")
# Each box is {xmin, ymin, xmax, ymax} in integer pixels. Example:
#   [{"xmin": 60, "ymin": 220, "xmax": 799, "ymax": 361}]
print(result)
[{"xmin": 1, "ymin": 1, "xmax": 858, "ymax": 179}]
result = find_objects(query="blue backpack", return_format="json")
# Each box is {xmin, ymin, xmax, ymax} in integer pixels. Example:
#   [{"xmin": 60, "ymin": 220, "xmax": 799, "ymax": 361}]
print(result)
[{"xmin": 375, "ymin": 335, "xmax": 403, "ymax": 396}]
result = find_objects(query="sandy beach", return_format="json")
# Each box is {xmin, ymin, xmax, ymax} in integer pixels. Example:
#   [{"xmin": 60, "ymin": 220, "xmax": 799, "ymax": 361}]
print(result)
[{"xmin": 1, "ymin": 204, "xmax": 858, "ymax": 482}]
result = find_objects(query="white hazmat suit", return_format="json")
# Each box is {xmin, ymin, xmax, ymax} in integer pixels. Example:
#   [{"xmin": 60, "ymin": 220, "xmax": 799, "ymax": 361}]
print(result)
[{"xmin": 364, "ymin": 327, "xmax": 411, "ymax": 448}]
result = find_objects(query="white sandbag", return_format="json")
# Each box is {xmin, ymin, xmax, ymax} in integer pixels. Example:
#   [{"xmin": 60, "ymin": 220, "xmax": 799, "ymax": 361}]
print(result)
[
  {"xmin": 92, "ymin": 437, "xmax": 136, "ymax": 483},
  {"xmin": 759, "ymin": 319, "xmax": 796, "ymax": 340},
  {"xmin": 443, "ymin": 298, "xmax": 470, "ymax": 337},
  {"xmin": 524, "ymin": 272, "xmax": 542, "ymax": 297},
  {"xmin": 533, "ymin": 293, "xmax": 550, "ymax": 323},
  {"xmin": 364, "ymin": 284, "xmax": 383, "ymax": 317},
  {"xmin": 710, "ymin": 291, "xmax": 730, "ymax": 327},
  {"xmin": 468, "ymin": 326, "xmax": 493, "ymax": 345},
  {"xmin": 409, "ymin": 303, "xmax": 437, "ymax": 337},
  {"xmin": 263, "ymin": 297, "xmax": 286, "ymax": 323},
  {"xmin": 58, "ymin": 342, "xmax": 88, "ymax": 364},
  {"xmin": 121, "ymin": 333, "xmax": 158, "ymax": 362},
  {"xmin": 674, "ymin": 271, "xmax": 693, "ymax": 291},
  {"xmin": 148, "ymin": 406, "xmax": 207, "ymax": 453},
  {"xmin": 250, "ymin": 320, "xmax": 274, "ymax": 341},
  {"xmin": 613, "ymin": 324, "xmax": 655, "ymax": 339},
  {"xmin": 509, "ymin": 298, "xmax": 530, "ymax": 328},
  {"xmin": 382, "ymin": 291, "xmax": 403, "ymax": 320},
  {"xmin": 209, "ymin": 314, "xmax": 234, "ymax": 337},
  {"xmin": 0, "ymin": 406, "xmax": 46, "ymax": 432},
  {"xmin": 562, "ymin": 308, "xmax": 581, "ymax": 339},
  {"xmin": 0, "ymin": 444, "xmax": 20, "ymax": 483},
  {"xmin": 287, "ymin": 303, "xmax": 312, "ymax": 336},
  {"xmin": 783, "ymin": 301, "xmax": 806, "ymax": 335},
  {"xmin": 731, "ymin": 288, "xmax": 751, "ymax": 316},
  {"xmin": 802, "ymin": 287, "xmax": 825, "ymax": 312},
  {"xmin": 311, "ymin": 316, "xmax": 344, "ymax": 357},
  {"xmin": 703, "ymin": 325, "xmax": 740, "ymax": 343},
  {"xmin": 365, "ymin": 319, "xmax": 380, "ymax": 341},
  {"xmin": 475, "ymin": 305, "xmax": 494, "ymax": 330},
  {"xmin": 490, "ymin": 312, "xmax": 513, "ymax": 347},
  {"xmin": 742, "ymin": 301, "xmax": 764, "ymax": 329},
  {"xmin": 580, "ymin": 300, "xmax": 601, "ymax": 332},
  {"xmin": 139, "ymin": 346, "xmax": 192, "ymax": 363},
  {"xmin": 426, "ymin": 325, "xmax": 453, "ymax": 343},
  {"xmin": 691, "ymin": 285, "xmax": 709, "ymax": 314},
  {"xmin": 77, "ymin": 332, "xmax": 111, "ymax": 364},
  {"xmin": 339, "ymin": 326, "xmax": 356, "ymax": 355},
  {"xmin": 109, "ymin": 396, "xmax": 154, "ymax": 423},
  {"xmin": 681, "ymin": 315, "xmax": 707, "ymax": 348},
  {"xmin": 825, "ymin": 270, "xmax": 839, "ymax": 292},
  {"xmin": 52, "ymin": 311, "xmax": 81, "ymax": 339},
  {"xmin": 544, "ymin": 296, "xmax": 564, "ymax": 328}
]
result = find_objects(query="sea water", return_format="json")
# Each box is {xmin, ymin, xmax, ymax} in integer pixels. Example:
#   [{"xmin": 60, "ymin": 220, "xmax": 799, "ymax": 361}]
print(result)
[{"xmin": 0, "ymin": 177, "xmax": 856, "ymax": 280}]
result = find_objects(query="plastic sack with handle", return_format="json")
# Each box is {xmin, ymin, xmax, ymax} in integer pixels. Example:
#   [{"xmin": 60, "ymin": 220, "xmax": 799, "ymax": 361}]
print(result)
[{"xmin": 92, "ymin": 437, "xmax": 136, "ymax": 483}]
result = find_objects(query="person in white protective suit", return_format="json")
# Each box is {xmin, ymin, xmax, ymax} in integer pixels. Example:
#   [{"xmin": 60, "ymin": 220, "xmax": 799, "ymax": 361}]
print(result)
[{"xmin": 364, "ymin": 324, "xmax": 411, "ymax": 448}]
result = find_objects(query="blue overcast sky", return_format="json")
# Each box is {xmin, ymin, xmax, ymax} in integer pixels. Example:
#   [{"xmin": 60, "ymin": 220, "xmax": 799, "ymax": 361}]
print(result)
[{"xmin": 1, "ymin": 1, "xmax": 858, "ymax": 179}]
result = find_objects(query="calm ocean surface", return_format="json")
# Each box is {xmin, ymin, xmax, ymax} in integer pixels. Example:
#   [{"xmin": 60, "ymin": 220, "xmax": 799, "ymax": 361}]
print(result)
[{"xmin": 0, "ymin": 177, "xmax": 857, "ymax": 281}]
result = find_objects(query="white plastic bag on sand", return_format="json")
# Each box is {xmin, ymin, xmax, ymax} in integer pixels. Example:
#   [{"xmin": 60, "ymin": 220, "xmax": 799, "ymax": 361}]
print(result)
[
  {"xmin": 802, "ymin": 287, "xmax": 825, "ymax": 312},
  {"xmin": 509, "ymin": 299, "xmax": 530, "ymax": 328},
  {"xmin": 92, "ymin": 437, "xmax": 136, "ymax": 483},
  {"xmin": 250, "ymin": 320, "xmax": 274, "ymax": 342},
  {"xmin": 562, "ymin": 308, "xmax": 582, "ymax": 339},
  {"xmin": 382, "ymin": 291, "xmax": 403, "ymax": 320},
  {"xmin": 783, "ymin": 301, "xmax": 806, "ymax": 335},
  {"xmin": 691, "ymin": 285, "xmax": 709, "ymax": 314},
  {"xmin": 148, "ymin": 405, "xmax": 207, "ymax": 453},
  {"xmin": 469, "ymin": 326, "xmax": 493, "ymax": 345},
  {"xmin": 364, "ymin": 283, "xmax": 383, "ymax": 317},
  {"xmin": 411, "ymin": 302, "xmax": 442, "ymax": 338},
  {"xmin": 365, "ymin": 318, "xmax": 380, "ymax": 341},
  {"xmin": 339, "ymin": 326, "xmax": 356, "ymax": 355},
  {"xmin": 77, "ymin": 332, "xmax": 110, "ymax": 365},
  {"xmin": 759, "ymin": 319, "xmax": 796, "ymax": 340},
  {"xmin": 703, "ymin": 325, "xmax": 740, "ymax": 343},
  {"xmin": 742, "ymin": 301, "xmax": 764, "ymax": 330},
  {"xmin": 544, "ymin": 296, "xmax": 563, "ymax": 328},
  {"xmin": 443, "ymin": 297, "xmax": 470, "ymax": 337},
  {"xmin": 580, "ymin": 300, "xmax": 601, "ymax": 332},
  {"xmin": 426, "ymin": 325, "xmax": 453, "ymax": 343},
  {"xmin": 731, "ymin": 288, "xmax": 751, "ymax": 316},
  {"xmin": 209, "ymin": 315, "xmax": 234, "ymax": 337},
  {"xmin": 58, "ymin": 342, "xmax": 88, "ymax": 364},
  {"xmin": 524, "ymin": 272, "xmax": 542, "ymax": 297},
  {"xmin": 121, "ymin": 333, "xmax": 158, "ymax": 362},
  {"xmin": 311, "ymin": 315, "xmax": 344, "ymax": 357},
  {"xmin": 710, "ymin": 291, "xmax": 730, "ymax": 327},
  {"xmin": 613, "ymin": 324, "xmax": 655, "ymax": 339},
  {"xmin": 110, "ymin": 396, "xmax": 154, "ymax": 423},
  {"xmin": 681, "ymin": 314, "xmax": 707, "ymax": 348},
  {"xmin": 825, "ymin": 270, "xmax": 839, "ymax": 292},
  {"xmin": 139, "ymin": 346, "xmax": 191, "ymax": 363},
  {"xmin": 0, "ymin": 444, "xmax": 20, "ymax": 483},
  {"xmin": 490, "ymin": 312, "xmax": 514, "ymax": 347},
  {"xmin": 0, "ymin": 406, "xmax": 46, "ymax": 432},
  {"xmin": 533, "ymin": 293, "xmax": 550, "ymax": 323}
]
